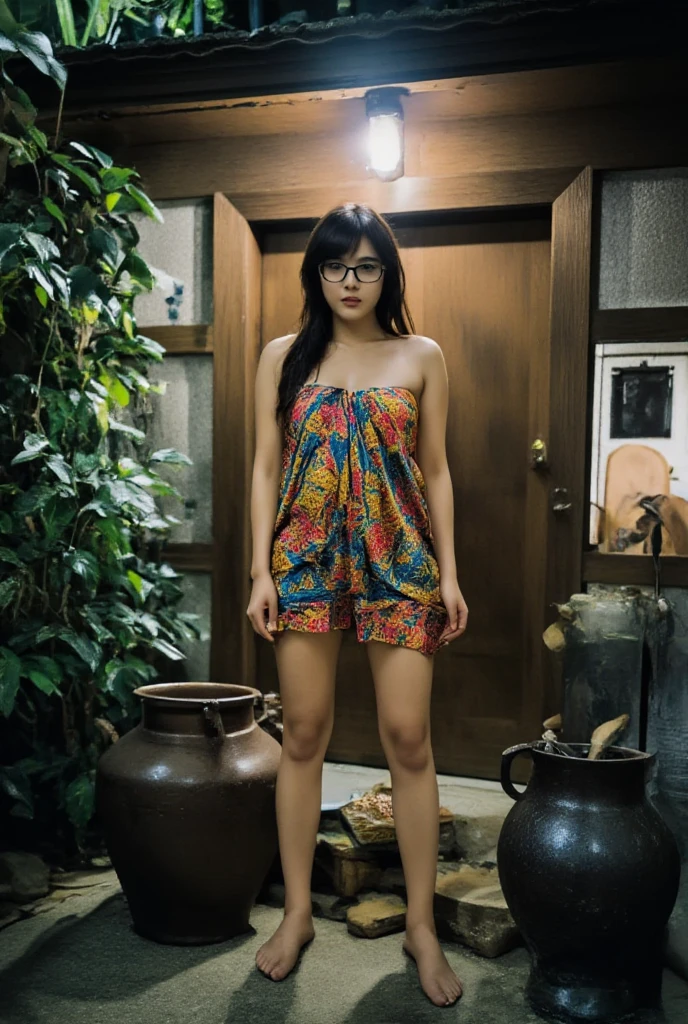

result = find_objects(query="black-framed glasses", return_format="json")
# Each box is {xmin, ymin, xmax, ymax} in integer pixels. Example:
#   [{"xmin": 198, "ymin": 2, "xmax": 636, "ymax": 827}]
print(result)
[{"xmin": 319, "ymin": 261, "xmax": 385, "ymax": 284}]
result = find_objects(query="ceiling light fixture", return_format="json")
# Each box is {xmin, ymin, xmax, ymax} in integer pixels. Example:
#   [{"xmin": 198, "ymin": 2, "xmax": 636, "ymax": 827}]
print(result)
[{"xmin": 364, "ymin": 87, "xmax": 409, "ymax": 182}]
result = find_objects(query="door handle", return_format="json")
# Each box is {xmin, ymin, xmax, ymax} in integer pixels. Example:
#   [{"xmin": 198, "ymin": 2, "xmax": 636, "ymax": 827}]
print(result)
[{"xmin": 551, "ymin": 487, "xmax": 572, "ymax": 515}]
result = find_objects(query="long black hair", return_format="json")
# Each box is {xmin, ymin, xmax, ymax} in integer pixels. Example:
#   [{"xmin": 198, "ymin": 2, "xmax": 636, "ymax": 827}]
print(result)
[{"xmin": 276, "ymin": 203, "xmax": 415, "ymax": 420}]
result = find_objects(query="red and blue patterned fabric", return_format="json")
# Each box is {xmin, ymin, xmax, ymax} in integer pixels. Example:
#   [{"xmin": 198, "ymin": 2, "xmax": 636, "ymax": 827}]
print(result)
[{"xmin": 270, "ymin": 383, "xmax": 448, "ymax": 654}]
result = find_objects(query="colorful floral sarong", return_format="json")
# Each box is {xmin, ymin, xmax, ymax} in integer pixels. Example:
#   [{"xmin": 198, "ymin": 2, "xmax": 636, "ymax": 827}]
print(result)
[{"xmin": 270, "ymin": 383, "xmax": 448, "ymax": 655}]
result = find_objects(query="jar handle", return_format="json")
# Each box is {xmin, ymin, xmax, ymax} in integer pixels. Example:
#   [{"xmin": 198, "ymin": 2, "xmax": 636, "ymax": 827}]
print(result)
[
  {"xmin": 500, "ymin": 743, "xmax": 534, "ymax": 802},
  {"xmin": 254, "ymin": 692, "xmax": 267, "ymax": 725},
  {"xmin": 202, "ymin": 701, "xmax": 225, "ymax": 741}
]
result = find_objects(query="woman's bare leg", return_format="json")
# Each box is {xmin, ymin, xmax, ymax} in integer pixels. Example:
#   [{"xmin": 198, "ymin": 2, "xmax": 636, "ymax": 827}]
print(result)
[
  {"xmin": 256, "ymin": 628, "xmax": 343, "ymax": 981},
  {"xmin": 367, "ymin": 639, "xmax": 463, "ymax": 1007}
]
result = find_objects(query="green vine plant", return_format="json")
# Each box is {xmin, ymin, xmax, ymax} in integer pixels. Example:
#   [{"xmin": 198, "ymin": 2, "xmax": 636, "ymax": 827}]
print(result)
[
  {"xmin": 0, "ymin": 17, "xmax": 201, "ymax": 864},
  {"xmin": 7, "ymin": 0, "xmax": 233, "ymax": 49}
]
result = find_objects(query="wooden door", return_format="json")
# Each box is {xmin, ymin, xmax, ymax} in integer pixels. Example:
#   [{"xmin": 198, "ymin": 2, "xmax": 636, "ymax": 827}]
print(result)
[
  {"xmin": 256, "ymin": 211, "xmax": 552, "ymax": 779},
  {"xmin": 210, "ymin": 194, "xmax": 262, "ymax": 687}
]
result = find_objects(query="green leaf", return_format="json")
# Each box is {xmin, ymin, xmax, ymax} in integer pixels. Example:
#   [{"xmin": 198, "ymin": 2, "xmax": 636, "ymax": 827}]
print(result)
[
  {"xmin": 122, "ymin": 310, "xmax": 134, "ymax": 339},
  {"xmin": 124, "ymin": 184, "xmax": 163, "ymax": 223},
  {"xmin": 99, "ymin": 372, "xmax": 129, "ymax": 408},
  {"xmin": 95, "ymin": 399, "xmax": 109, "ymax": 434},
  {"xmin": 108, "ymin": 418, "xmax": 145, "ymax": 441},
  {"xmin": 64, "ymin": 772, "xmax": 95, "ymax": 829},
  {"xmin": 10, "ymin": 448, "xmax": 42, "ymax": 465},
  {"xmin": 0, "ymin": 223, "xmax": 23, "ymax": 261},
  {"xmin": 126, "ymin": 569, "xmax": 143, "ymax": 594},
  {"xmin": 27, "ymin": 670, "xmax": 61, "ymax": 696},
  {"xmin": 101, "ymin": 167, "xmax": 137, "ymax": 191},
  {"xmin": 80, "ymin": 499, "xmax": 108, "ymax": 519},
  {"xmin": 88, "ymin": 227, "xmax": 120, "ymax": 266},
  {"xmin": 65, "ymin": 549, "xmax": 100, "ymax": 587},
  {"xmin": 24, "ymin": 230, "xmax": 60, "ymax": 262},
  {"xmin": 26, "ymin": 262, "xmax": 55, "ymax": 299},
  {"xmin": 0, "ymin": 546, "xmax": 24, "ymax": 567},
  {"xmin": 135, "ymin": 335, "xmax": 166, "ymax": 360},
  {"xmin": 5, "ymin": 83, "xmax": 37, "ymax": 119},
  {"xmin": 42, "ymin": 196, "xmax": 67, "ymax": 232},
  {"xmin": 0, "ymin": 766, "xmax": 34, "ymax": 820},
  {"xmin": 52, "ymin": 154, "xmax": 100, "ymax": 196},
  {"xmin": 151, "ymin": 637, "xmax": 185, "ymax": 660},
  {"xmin": 69, "ymin": 264, "xmax": 108, "ymax": 302},
  {"xmin": 14, "ymin": 31, "xmax": 67, "ymax": 91},
  {"xmin": 11, "ymin": 432, "xmax": 50, "ymax": 467},
  {"xmin": 26, "ymin": 126, "xmax": 49, "ymax": 154},
  {"xmin": 139, "ymin": 613, "xmax": 159, "ymax": 637},
  {"xmin": 48, "ymin": 263, "xmax": 70, "ymax": 304},
  {"xmin": 149, "ymin": 448, "xmax": 193, "ymax": 466},
  {"xmin": 0, "ymin": 130, "xmax": 24, "ymax": 149},
  {"xmin": 45, "ymin": 454, "xmax": 74, "ymax": 485},
  {"xmin": 70, "ymin": 141, "xmax": 112, "ymax": 168},
  {"xmin": 0, "ymin": 647, "xmax": 22, "ymax": 717},
  {"xmin": 117, "ymin": 250, "xmax": 154, "ymax": 291},
  {"xmin": 40, "ymin": 494, "xmax": 77, "ymax": 541},
  {"xmin": 55, "ymin": 0, "xmax": 77, "ymax": 48},
  {"xmin": 22, "ymin": 655, "xmax": 63, "ymax": 684},
  {"xmin": 54, "ymin": 628, "xmax": 101, "ymax": 672}
]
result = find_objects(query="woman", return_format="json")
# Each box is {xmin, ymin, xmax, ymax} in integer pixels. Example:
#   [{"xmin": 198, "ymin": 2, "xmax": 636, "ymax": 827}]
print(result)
[{"xmin": 247, "ymin": 202, "xmax": 468, "ymax": 1007}]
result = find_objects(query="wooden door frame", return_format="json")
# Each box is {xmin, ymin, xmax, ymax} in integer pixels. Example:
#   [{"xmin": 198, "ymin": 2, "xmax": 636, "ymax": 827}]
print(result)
[{"xmin": 164, "ymin": 168, "xmax": 593, "ymax": 724}]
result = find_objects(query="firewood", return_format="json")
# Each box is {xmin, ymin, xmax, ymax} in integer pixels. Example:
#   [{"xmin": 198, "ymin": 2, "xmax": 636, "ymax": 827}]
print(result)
[{"xmin": 587, "ymin": 714, "xmax": 630, "ymax": 760}]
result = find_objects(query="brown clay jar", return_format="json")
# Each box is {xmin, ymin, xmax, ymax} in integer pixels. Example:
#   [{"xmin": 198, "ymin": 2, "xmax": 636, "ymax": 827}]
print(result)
[{"xmin": 95, "ymin": 682, "xmax": 281, "ymax": 944}]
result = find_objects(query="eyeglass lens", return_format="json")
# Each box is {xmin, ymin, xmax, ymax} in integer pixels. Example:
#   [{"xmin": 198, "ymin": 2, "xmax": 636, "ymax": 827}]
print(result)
[{"xmin": 321, "ymin": 261, "xmax": 384, "ymax": 283}]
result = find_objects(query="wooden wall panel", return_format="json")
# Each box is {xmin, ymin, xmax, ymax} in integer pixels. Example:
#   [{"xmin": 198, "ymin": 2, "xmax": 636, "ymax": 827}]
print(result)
[
  {"xmin": 419, "ymin": 104, "xmax": 688, "ymax": 177},
  {"xmin": 144, "ymin": 324, "xmax": 213, "ymax": 354},
  {"xmin": 130, "ymin": 103, "xmax": 688, "ymax": 204},
  {"xmin": 54, "ymin": 58, "xmax": 686, "ymax": 144},
  {"xmin": 230, "ymin": 170, "xmax": 576, "ymax": 222}
]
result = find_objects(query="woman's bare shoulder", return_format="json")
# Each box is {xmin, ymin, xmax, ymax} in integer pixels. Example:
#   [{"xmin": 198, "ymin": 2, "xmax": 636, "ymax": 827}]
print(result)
[
  {"xmin": 260, "ymin": 333, "xmax": 298, "ymax": 373},
  {"xmin": 403, "ymin": 334, "xmax": 444, "ymax": 369},
  {"xmin": 263, "ymin": 332, "xmax": 298, "ymax": 357}
]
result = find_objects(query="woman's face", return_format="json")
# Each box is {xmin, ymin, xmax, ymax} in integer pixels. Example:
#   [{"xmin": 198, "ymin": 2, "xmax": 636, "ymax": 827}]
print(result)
[{"xmin": 319, "ymin": 236, "xmax": 385, "ymax": 322}]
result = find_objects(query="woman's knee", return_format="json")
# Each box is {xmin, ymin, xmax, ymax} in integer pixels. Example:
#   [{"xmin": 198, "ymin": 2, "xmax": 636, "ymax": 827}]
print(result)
[
  {"xmin": 380, "ymin": 722, "xmax": 431, "ymax": 770},
  {"xmin": 282, "ymin": 714, "xmax": 333, "ymax": 761}
]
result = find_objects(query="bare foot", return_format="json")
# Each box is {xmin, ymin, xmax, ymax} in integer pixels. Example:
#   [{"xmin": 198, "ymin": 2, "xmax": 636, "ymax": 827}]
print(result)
[
  {"xmin": 255, "ymin": 909, "xmax": 315, "ymax": 981},
  {"xmin": 403, "ymin": 923, "xmax": 463, "ymax": 1006}
]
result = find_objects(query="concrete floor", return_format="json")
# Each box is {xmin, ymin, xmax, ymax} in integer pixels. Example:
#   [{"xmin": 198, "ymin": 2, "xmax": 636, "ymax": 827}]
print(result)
[
  {"xmin": 2, "ymin": 877, "xmax": 688, "ymax": 1024},
  {"xmin": 320, "ymin": 759, "xmax": 512, "ymax": 812},
  {"xmin": 1, "ymin": 762, "xmax": 686, "ymax": 1024}
]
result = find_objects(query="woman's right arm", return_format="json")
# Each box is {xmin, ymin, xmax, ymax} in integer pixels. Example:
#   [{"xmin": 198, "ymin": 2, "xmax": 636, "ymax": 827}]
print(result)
[{"xmin": 246, "ymin": 337, "xmax": 288, "ymax": 642}]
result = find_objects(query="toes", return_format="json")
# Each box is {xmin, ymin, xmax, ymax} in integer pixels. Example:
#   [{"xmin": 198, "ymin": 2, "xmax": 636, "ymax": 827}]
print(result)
[
  {"xmin": 448, "ymin": 982, "xmax": 462, "ymax": 1002},
  {"xmin": 430, "ymin": 984, "xmax": 448, "ymax": 1006}
]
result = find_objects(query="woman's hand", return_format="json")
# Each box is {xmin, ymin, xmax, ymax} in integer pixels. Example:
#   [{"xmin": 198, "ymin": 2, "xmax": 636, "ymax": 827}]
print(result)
[
  {"xmin": 247, "ymin": 572, "xmax": 279, "ymax": 642},
  {"xmin": 438, "ymin": 576, "xmax": 468, "ymax": 646}
]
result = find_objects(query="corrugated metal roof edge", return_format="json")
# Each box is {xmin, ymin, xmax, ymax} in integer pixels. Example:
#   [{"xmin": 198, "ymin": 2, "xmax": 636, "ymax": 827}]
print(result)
[{"xmin": 52, "ymin": 0, "xmax": 650, "ymax": 65}]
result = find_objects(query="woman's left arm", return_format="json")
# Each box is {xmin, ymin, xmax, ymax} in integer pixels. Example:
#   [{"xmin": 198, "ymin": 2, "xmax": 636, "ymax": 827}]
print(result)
[{"xmin": 415, "ymin": 338, "xmax": 468, "ymax": 645}]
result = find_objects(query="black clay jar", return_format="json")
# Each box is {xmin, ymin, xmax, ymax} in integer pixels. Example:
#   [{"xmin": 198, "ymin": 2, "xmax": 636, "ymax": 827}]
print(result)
[
  {"xmin": 96, "ymin": 683, "xmax": 281, "ymax": 945},
  {"xmin": 497, "ymin": 742, "xmax": 680, "ymax": 1023}
]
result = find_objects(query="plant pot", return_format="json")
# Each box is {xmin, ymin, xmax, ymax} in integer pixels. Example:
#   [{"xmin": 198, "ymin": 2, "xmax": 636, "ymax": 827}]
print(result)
[
  {"xmin": 497, "ymin": 742, "xmax": 681, "ymax": 1023},
  {"xmin": 95, "ymin": 682, "xmax": 281, "ymax": 944}
]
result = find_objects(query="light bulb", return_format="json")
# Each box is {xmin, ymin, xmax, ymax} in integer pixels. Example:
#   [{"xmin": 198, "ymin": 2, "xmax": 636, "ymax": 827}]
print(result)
[{"xmin": 368, "ymin": 113, "xmax": 404, "ymax": 179}]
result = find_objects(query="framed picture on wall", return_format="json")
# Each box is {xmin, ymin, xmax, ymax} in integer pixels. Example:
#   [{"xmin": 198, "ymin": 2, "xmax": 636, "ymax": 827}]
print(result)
[{"xmin": 589, "ymin": 340, "xmax": 688, "ymax": 556}]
